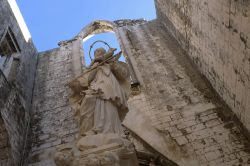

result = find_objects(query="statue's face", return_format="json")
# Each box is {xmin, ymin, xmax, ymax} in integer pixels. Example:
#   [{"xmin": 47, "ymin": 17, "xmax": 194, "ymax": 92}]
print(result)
[{"xmin": 94, "ymin": 48, "xmax": 106, "ymax": 59}]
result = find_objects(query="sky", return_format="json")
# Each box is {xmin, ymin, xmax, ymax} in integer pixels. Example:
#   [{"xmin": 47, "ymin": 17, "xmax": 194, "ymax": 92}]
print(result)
[{"xmin": 16, "ymin": 0, "xmax": 156, "ymax": 65}]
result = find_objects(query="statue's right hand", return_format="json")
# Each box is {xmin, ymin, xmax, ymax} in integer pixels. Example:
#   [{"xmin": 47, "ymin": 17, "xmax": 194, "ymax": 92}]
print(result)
[
  {"xmin": 92, "ymin": 62, "xmax": 99, "ymax": 68},
  {"xmin": 80, "ymin": 90, "xmax": 86, "ymax": 96}
]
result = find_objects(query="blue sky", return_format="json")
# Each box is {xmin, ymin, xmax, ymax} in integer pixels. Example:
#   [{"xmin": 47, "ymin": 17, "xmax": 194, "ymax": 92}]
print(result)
[{"xmin": 16, "ymin": 0, "xmax": 156, "ymax": 52}]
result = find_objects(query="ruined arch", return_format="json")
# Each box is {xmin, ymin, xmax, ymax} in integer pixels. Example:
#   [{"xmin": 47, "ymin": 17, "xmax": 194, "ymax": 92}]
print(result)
[
  {"xmin": 77, "ymin": 20, "xmax": 118, "ymax": 66},
  {"xmin": 76, "ymin": 20, "xmax": 116, "ymax": 40},
  {"xmin": 59, "ymin": 19, "xmax": 145, "ymax": 85},
  {"xmin": 75, "ymin": 19, "xmax": 146, "ymax": 40},
  {"xmin": 73, "ymin": 19, "xmax": 146, "ymax": 84}
]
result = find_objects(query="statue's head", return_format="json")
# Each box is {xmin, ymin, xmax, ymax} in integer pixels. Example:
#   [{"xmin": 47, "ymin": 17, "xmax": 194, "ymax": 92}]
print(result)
[{"xmin": 94, "ymin": 47, "xmax": 106, "ymax": 59}]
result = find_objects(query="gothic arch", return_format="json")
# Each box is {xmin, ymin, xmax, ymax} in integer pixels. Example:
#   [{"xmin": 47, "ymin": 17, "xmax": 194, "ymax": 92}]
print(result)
[
  {"xmin": 69, "ymin": 19, "xmax": 144, "ymax": 85},
  {"xmin": 75, "ymin": 19, "xmax": 146, "ymax": 40},
  {"xmin": 57, "ymin": 19, "xmax": 145, "ymax": 85}
]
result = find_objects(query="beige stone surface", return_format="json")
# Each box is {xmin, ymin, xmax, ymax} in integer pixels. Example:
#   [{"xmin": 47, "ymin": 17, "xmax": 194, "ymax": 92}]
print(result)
[
  {"xmin": 155, "ymin": 0, "xmax": 250, "ymax": 131},
  {"xmin": 117, "ymin": 20, "xmax": 250, "ymax": 165},
  {"xmin": 124, "ymin": 94, "xmax": 199, "ymax": 166},
  {"xmin": 76, "ymin": 134, "xmax": 124, "ymax": 151},
  {"xmin": 54, "ymin": 134, "xmax": 139, "ymax": 166}
]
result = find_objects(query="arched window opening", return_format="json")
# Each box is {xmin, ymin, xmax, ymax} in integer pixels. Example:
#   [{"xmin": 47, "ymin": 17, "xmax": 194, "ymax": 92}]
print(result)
[
  {"xmin": 82, "ymin": 32, "xmax": 141, "ymax": 94},
  {"xmin": 75, "ymin": 20, "xmax": 141, "ymax": 94}
]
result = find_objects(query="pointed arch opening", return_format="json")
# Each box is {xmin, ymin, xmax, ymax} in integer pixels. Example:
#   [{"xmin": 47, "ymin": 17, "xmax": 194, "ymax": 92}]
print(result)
[{"xmin": 75, "ymin": 20, "xmax": 139, "ymax": 86}]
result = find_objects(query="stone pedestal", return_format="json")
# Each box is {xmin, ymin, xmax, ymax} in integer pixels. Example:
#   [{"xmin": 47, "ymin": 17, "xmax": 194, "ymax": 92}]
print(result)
[{"xmin": 54, "ymin": 134, "xmax": 139, "ymax": 166}]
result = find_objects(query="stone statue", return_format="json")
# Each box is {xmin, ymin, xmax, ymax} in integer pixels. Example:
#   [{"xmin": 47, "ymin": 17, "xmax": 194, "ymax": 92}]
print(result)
[
  {"xmin": 54, "ymin": 47, "xmax": 138, "ymax": 166},
  {"xmin": 69, "ymin": 47, "xmax": 130, "ymax": 137}
]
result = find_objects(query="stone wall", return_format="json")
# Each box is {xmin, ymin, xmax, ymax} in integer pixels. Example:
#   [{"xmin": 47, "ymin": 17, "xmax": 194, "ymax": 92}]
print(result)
[
  {"xmin": 0, "ymin": 0, "xmax": 37, "ymax": 165},
  {"xmin": 28, "ymin": 17, "xmax": 250, "ymax": 165},
  {"xmin": 0, "ymin": 0, "xmax": 37, "ymax": 109},
  {"xmin": 29, "ymin": 40, "xmax": 83, "ymax": 166},
  {"xmin": 0, "ymin": 116, "xmax": 11, "ymax": 165},
  {"xmin": 2, "ymin": 0, "xmax": 250, "ymax": 165},
  {"xmin": 0, "ymin": 69, "xmax": 12, "ymax": 165},
  {"xmin": 116, "ymin": 20, "xmax": 250, "ymax": 165},
  {"xmin": 155, "ymin": 0, "xmax": 250, "ymax": 131},
  {"xmin": 0, "ymin": 61, "xmax": 32, "ymax": 166},
  {"xmin": 1, "ymin": 90, "xmax": 29, "ymax": 166}
]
